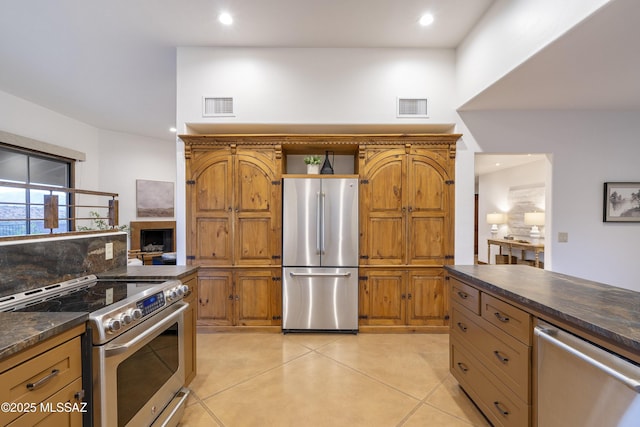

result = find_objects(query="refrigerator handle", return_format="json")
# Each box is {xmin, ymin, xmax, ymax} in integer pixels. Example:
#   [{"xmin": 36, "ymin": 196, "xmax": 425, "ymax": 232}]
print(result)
[
  {"xmin": 320, "ymin": 192, "xmax": 326, "ymax": 254},
  {"xmin": 316, "ymin": 191, "xmax": 322, "ymax": 254}
]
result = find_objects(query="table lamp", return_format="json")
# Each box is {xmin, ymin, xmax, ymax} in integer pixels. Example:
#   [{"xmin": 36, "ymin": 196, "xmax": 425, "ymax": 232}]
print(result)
[
  {"xmin": 524, "ymin": 212, "xmax": 545, "ymax": 239},
  {"xmin": 486, "ymin": 212, "xmax": 506, "ymax": 236}
]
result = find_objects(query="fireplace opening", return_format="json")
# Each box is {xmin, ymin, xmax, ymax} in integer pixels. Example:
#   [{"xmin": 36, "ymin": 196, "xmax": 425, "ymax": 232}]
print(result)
[{"xmin": 140, "ymin": 228, "xmax": 173, "ymax": 253}]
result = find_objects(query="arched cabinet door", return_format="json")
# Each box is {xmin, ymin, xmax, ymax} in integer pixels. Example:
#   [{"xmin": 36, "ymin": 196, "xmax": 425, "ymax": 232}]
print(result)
[
  {"xmin": 187, "ymin": 150, "xmax": 234, "ymax": 266},
  {"xmin": 233, "ymin": 149, "xmax": 280, "ymax": 266},
  {"xmin": 406, "ymin": 149, "xmax": 453, "ymax": 266},
  {"xmin": 360, "ymin": 148, "xmax": 407, "ymax": 265}
]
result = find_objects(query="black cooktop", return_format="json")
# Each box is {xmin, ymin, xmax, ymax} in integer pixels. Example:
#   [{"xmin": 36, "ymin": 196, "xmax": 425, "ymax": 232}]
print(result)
[{"xmin": 15, "ymin": 281, "xmax": 163, "ymax": 313}]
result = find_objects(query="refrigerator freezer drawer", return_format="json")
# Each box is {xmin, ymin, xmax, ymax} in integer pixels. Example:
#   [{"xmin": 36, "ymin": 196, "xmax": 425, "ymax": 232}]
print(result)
[{"xmin": 282, "ymin": 267, "xmax": 358, "ymax": 332}]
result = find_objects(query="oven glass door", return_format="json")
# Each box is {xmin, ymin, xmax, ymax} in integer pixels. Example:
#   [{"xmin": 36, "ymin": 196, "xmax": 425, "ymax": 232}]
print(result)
[{"xmin": 95, "ymin": 303, "xmax": 186, "ymax": 427}]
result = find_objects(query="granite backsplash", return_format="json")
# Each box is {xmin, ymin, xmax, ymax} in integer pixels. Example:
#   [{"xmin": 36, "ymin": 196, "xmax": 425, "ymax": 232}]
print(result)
[{"xmin": 0, "ymin": 232, "xmax": 127, "ymax": 298}]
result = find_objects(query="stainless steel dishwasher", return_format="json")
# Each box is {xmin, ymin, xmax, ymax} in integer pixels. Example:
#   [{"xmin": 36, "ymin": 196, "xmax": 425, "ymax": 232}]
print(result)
[{"xmin": 535, "ymin": 319, "xmax": 640, "ymax": 427}]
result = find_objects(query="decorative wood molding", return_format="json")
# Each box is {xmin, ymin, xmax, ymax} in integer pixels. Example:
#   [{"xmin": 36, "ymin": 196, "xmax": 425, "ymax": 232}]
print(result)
[{"xmin": 180, "ymin": 133, "xmax": 462, "ymax": 152}]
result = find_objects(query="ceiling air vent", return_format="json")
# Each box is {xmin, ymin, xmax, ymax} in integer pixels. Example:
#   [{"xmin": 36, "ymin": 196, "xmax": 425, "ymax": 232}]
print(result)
[
  {"xmin": 397, "ymin": 97, "xmax": 428, "ymax": 118},
  {"xmin": 203, "ymin": 96, "xmax": 235, "ymax": 117}
]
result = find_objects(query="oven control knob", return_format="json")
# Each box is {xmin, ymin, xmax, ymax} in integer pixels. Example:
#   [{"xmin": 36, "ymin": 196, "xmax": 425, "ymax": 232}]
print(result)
[
  {"xmin": 120, "ymin": 312, "xmax": 132, "ymax": 325},
  {"xmin": 179, "ymin": 284, "xmax": 189, "ymax": 296},
  {"xmin": 166, "ymin": 289, "xmax": 178, "ymax": 301},
  {"xmin": 130, "ymin": 308, "xmax": 143, "ymax": 320},
  {"xmin": 105, "ymin": 318, "xmax": 122, "ymax": 333}
]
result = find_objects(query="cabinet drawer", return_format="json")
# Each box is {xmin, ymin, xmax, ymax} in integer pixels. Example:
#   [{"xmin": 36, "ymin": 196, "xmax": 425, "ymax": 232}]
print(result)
[
  {"xmin": 7, "ymin": 377, "xmax": 83, "ymax": 427},
  {"xmin": 0, "ymin": 337, "xmax": 82, "ymax": 425},
  {"xmin": 450, "ymin": 278, "xmax": 480, "ymax": 315},
  {"xmin": 481, "ymin": 293, "xmax": 532, "ymax": 344},
  {"xmin": 452, "ymin": 306, "xmax": 530, "ymax": 402},
  {"xmin": 451, "ymin": 340, "xmax": 530, "ymax": 427}
]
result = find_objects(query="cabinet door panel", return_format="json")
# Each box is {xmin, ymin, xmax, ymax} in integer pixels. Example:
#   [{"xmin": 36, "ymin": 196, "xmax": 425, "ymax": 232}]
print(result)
[
  {"xmin": 196, "ymin": 218, "xmax": 231, "ymax": 264},
  {"xmin": 407, "ymin": 270, "xmax": 448, "ymax": 326},
  {"xmin": 409, "ymin": 159, "xmax": 445, "ymax": 211},
  {"xmin": 236, "ymin": 218, "xmax": 271, "ymax": 261},
  {"xmin": 409, "ymin": 217, "xmax": 445, "ymax": 265},
  {"xmin": 236, "ymin": 157, "xmax": 272, "ymax": 212},
  {"xmin": 196, "ymin": 159, "xmax": 231, "ymax": 212},
  {"xmin": 197, "ymin": 272, "xmax": 233, "ymax": 326},
  {"xmin": 363, "ymin": 270, "xmax": 405, "ymax": 326},
  {"xmin": 368, "ymin": 217, "xmax": 404, "ymax": 263},
  {"xmin": 235, "ymin": 269, "xmax": 279, "ymax": 326}
]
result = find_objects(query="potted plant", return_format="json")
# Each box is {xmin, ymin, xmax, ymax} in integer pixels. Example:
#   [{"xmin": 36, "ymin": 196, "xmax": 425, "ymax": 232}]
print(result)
[{"xmin": 304, "ymin": 155, "xmax": 322, "ymax": 174}]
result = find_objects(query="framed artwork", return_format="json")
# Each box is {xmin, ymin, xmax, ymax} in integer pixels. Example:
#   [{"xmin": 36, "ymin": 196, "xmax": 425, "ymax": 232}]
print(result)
[
  {"xmin": 603, "ymin": 182, "xmax": 640, "ymax": 222},
  {"xmin": 136, "ymin": 179, "xmax": 175, "ymax": 217}
]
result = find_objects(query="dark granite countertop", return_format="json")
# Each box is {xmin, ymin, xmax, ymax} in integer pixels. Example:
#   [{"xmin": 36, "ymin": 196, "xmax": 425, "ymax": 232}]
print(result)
[
  {"xmin": 0, "ymin": 312, "xmax": 88, "ymax": 361},
  {"xmin": 445, "ymin": 265, "xmax": 640, "ymax": 357},
  {"xmin": 97, "ymin": 265, "xmax": 199, "ymax": 280}
]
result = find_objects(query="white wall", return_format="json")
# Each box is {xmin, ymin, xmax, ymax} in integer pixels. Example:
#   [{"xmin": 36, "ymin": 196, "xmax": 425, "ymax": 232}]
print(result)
[
  {"xmin": 0, "ymin": 89, "xmax": 100, "ymax": 190},
  {"xmin": 459, "ymin": 109, "xmax": 640, "ymax": 291},
  {"xmin": 177, "ymin": 47, "xmax": 457, "ymax": 127},
  {"xmin": 97, "ymin": 129, "xmax": 176, "ymax": 233},
  {"xmin": 0, "ymin": 89, "xmax": 176, "ymax": 241},
  {"xmin": 175, "ymin": 47, "xmax": 458, "ymax": 264},
  {"xmin": 477, "ymin": 159, "xmax": 549, "ymax": 265},
  {"xmin": 456, "ymin": 0, "xmax": 610, "ymax": 107}
]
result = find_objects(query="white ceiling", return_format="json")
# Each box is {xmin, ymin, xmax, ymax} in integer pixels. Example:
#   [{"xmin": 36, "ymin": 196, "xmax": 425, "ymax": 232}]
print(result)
[
  {"xmin": 0, "ymin": 0, "xmax": 494, "ymax": 141},
  {"xmin": 0, "ymin": 0, "xmax": 637, "ymax": 144}
]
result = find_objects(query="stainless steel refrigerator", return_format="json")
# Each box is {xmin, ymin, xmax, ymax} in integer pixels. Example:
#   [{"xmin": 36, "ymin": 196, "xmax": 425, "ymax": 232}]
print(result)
[{"xmin": 282, "ymin": 177, "xmax": 359, "ymax": 332}]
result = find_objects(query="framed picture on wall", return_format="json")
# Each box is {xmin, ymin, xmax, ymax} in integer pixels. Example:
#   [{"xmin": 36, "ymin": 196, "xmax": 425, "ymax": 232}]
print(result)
[
  {"xmin": 136, "ymin": 179, "xmax": 175, "ymax": 218},
  {"xmin": 603, "ymin": 182, "xmax": 640, "ymax": 222}
]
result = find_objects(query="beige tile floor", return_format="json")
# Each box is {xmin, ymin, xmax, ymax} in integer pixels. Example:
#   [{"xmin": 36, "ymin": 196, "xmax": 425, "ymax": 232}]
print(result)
[{"xmin": 179, "ymin": 333, "xmax": 491, "ymax": 427}]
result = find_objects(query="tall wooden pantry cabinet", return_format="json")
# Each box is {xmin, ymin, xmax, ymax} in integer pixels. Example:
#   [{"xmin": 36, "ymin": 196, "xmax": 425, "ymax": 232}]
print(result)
[
  {"xmin": 181, "ymin": 133, "xmax": 459, "ymax": 332},
  {"xmin": 183, "ymin": 137, "xmax": 282, "ymax": 330}
]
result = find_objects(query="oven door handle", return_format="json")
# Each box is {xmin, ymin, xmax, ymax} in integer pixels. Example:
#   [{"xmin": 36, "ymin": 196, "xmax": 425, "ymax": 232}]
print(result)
[{"xmin": 104, "ymin": 303, "xmax": 187, "ymax": 357}]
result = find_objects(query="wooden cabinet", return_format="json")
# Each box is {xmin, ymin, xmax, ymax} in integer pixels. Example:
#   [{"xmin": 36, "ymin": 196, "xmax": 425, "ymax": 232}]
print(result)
[
  {"xmin": 182, "ymin": 134, "xmax": 460, "ymax": 331},
  {"xmin": 449, "ymin": 276, "xmax": 532, "ymax": 427},
  {"xmin": 359, "ymin": 145, "xmax": 454, "ymax": 266},
  {"xmin": 359, "ymin": 268, "xmax": 448, "ymax": 328},
  {"xmin": 186, "ymin": 146, "xmax": 281, "ymax": 267},
  {"xmin": 197, "ymin": 268, "xmax": 282, "ymax": 328},
  {"xmin": 181, "ymin": 272, "xmax": 198, "ymax": 386},
  {"xmin": 357, "ymin": 139, "xmax": 456, "ymax": 331},
  {"xmin": 183, "ymin": 138, "xmax": 282, "ymax": 330},
  {"xmin": 0, "ymin": 325, "xmax": 86, "ymax": 427}
]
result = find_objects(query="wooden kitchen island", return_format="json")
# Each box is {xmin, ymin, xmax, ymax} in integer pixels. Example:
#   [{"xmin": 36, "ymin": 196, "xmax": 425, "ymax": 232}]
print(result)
[{"xmin": 446, "ymin": 265, "xmax": 640, "ymax": 427}]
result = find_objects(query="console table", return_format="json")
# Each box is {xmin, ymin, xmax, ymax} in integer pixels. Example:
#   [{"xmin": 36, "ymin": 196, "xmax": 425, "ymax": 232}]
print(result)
[{"xmin": 487, "ymin": 238, "xmax": 544, "ymax": 268}]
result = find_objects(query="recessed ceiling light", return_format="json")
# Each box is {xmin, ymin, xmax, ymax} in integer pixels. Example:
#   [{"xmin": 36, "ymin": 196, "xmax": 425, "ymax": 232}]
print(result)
[
  {"xmin": 169, "ymin": 127, "xmax": 177, "ymax": 133},
  {"xmin": 219, "ymin": 12, "xmax": 233, "ymax": 25},
  {"xmin": 419, "ymin": 13, "xmax": 434, "ymax": 26}
]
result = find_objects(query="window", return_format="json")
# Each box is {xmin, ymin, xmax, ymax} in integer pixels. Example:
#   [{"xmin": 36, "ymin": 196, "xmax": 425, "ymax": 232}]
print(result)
[{"xmin": 0, "ymin": 145, "xmax": 72, "ymax": 236}]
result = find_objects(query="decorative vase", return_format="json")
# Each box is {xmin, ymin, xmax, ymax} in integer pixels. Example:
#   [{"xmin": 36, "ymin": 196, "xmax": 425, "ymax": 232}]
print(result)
[
  {"xmin": 307, "ymin": 164, "xmax": 320, "ymax": 174},
  {"xmin": 320, "ymin": 151, "xmax": 334, "ymax": 175}
]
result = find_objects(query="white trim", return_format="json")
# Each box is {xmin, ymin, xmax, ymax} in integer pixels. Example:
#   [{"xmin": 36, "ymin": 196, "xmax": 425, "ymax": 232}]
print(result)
[{"xmin": 0, "ymin": 129, "xmax": 86, "ymax": 161}]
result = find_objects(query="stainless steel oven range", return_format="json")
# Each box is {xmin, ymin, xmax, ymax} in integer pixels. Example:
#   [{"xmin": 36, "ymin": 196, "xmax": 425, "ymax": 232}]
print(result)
[{"xmin": 0, "ymin": 274, "xmax": 191, "ymax": 427}]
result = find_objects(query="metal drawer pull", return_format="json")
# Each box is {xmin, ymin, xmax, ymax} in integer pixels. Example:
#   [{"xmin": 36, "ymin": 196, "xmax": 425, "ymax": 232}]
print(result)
[
  {"xmin": 457, "ymin": 291, "xmax": 468, "ymax": 299},
  {"xmin": 26, "ymin": 369, "xmax": 60, "ymax": 391},
  {"xmin": 457, "ymin": 362, "xmax": 469, "ymax": 373},
  {"xmin": 494, "ymin": 312, "xmax": 510, "ymax": 323},
  {"xmin": 493, "ymin": 401, "xmax": 510, "ymax": 416},
  {"xmin": 457, "ymin": 322, "xmax": 468, "ymax": 332},
  {"xmin": 289, "ymin": 272, "xmax": 351, "ymax": 278},
  {"xmin": 493, "ymin": 350, "xmax": 509, "ymax": 364}
]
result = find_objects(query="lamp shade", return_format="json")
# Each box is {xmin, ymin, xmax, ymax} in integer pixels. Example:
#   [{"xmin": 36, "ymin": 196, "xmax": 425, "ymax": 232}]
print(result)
[
  {"xmin": 524, "ymin": 212, "xmax": 545, "ymax": 226},
  {"xmin": 486, "ymin": 212, "xmax": 506, "ymax": 224}
]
